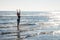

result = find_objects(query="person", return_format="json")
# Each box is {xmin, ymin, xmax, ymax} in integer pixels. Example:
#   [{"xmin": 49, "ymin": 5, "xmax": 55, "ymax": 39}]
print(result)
[
  {"xmin": 17, "ymin": 9, "xmax": 20, "ymax": 25},
  {"xmin": 17, "ymin": 9, "xmax": 21, "ymax": 38}
]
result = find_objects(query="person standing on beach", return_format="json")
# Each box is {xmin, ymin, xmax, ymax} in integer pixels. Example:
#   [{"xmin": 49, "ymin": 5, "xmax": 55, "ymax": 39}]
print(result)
[
  {"xmin": 17, "ymin": 9, "xmax": 20, "ymax": 25},
  {"xmin": 17, "ymin": 9, "xmax": 21, "ymax": 39}
]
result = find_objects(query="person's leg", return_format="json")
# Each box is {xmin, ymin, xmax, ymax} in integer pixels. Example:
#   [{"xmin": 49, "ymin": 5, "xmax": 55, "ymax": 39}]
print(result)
[
  {"xmin": 17, "ymin": 19, "xmax": 20, "ymax": 25},
  {"xmin": 17, "ymin": 19, "xmax": 20, "ymax": 38}
]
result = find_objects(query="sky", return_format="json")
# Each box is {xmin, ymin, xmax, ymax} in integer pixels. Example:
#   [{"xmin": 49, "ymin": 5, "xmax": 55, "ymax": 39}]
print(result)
[{"xmin": 0, "ymin": 0, "xmax": 60, "ymax": 11}]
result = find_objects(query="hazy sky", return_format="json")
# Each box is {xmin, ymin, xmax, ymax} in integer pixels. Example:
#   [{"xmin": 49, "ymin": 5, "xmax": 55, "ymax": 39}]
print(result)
[{"xmin": 0, "ymin": 0, "xmax": 60, "ymax": 11}]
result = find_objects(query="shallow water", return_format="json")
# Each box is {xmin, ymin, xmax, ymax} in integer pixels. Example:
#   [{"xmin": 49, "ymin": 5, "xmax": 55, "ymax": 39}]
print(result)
[{"xmin": 0, "ymin": 11, "xmax": 60, "ymax": 40}]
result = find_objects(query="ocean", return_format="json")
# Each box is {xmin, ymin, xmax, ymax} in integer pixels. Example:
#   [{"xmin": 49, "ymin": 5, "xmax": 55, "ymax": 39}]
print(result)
[{"xmin": 0, "ymin": 11, "xmax": 60, "ymax": 40}]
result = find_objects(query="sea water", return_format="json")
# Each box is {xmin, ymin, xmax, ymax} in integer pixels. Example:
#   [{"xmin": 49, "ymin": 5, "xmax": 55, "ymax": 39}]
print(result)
[{"xmin": 0, "ymin": 11, "xmax": 60, "ymax": 40}]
